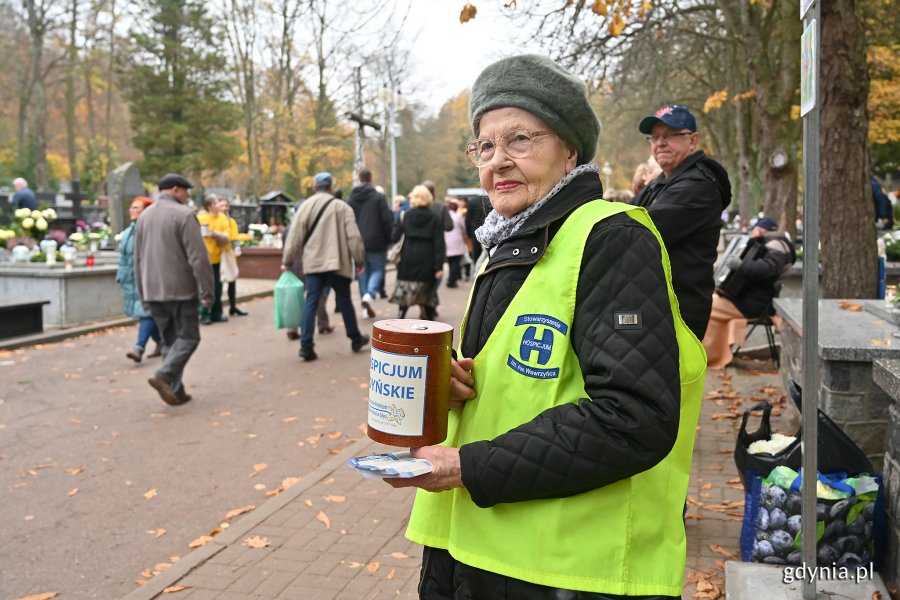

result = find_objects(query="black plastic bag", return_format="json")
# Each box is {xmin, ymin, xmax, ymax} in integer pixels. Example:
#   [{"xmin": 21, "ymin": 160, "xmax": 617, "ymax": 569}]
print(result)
[{"xmin": 734, "ymin": 379, "xmax": 874, "ymax": 489}]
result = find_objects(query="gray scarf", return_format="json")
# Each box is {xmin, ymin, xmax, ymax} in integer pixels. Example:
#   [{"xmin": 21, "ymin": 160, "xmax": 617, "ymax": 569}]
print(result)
[{"xmin": 475, "ymin": 163, "xmax": 600, "ymax": 248}]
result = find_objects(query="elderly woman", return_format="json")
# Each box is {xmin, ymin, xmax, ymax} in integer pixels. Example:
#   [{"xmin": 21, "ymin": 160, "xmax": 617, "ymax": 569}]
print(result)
[
  {"xmin": 389, "ymin": 185, "xmax": 445, "ymax": 320},
  {"xmin": 117, "ymin": 196, "xmax": 160, "ymax": 363},
  {"xmin": 389, "ymin": 55, "xmax": 706, "ymax": 599}
]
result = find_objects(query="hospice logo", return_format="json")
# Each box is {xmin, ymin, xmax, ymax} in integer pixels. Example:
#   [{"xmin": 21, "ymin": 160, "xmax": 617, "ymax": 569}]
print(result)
[{"xmin": 507, "ymin": 314, "xmax": 568, "ymax": 379}]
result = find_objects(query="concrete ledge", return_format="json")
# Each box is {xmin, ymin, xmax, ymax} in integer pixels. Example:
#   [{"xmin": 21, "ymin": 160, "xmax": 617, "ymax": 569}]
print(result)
[
  {"xmin": 725, "ymin": 561, "xmax": 889, "ymax": 599},
  {"xmin": 0, "ymin": 287, "xmax": 274, "ymax": 351}
]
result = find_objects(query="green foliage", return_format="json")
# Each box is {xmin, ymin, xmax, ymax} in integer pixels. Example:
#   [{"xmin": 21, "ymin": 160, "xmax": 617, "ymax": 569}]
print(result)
[{"xmin": 122, "ymin": 0, "xmax": 240, "ymax": 179}]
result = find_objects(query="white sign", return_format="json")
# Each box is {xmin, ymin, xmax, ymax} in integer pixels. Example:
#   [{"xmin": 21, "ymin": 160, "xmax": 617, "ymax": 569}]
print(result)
[
  {"xmin": 800, "ymin": 0, "xmax": 815, "ymax": 20},
  {"xmin": 368, "ymin": 347, "xmax": 429, "ymax": 436},
  {"xmin": 800, "ymin": 20, "xmax": 817, "ymax": 117}
]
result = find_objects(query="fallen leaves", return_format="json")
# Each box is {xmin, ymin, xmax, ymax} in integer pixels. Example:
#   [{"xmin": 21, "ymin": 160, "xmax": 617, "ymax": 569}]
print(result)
[
  {"xmin": 249, "ymin": 463, "xmax": 268, "ymax": 477},
  {"xmin": 265, "ymin": 477, "xmax": 301, "ymax": 498},
  {"xmin": 143, "ymin": 489, "xmax": 157, "ymax": 500},
  {"xmin": 366, "ymin": 561, "xmax": 381, "ymax": 574},
  {"xmin": 223, "ymin": 505, "xmax": 255, "ymax": 521},
  {"xmin": 68, "ymin": 488, "xmax": 79, "ymax": 496},
  {"xmin": 389, "ymin": 551, "xmax": 410, "ymax": 559},
  {"xmin": 146, "ymin": 528, "xmax": 167, "ymax": 538},
  {"xmin": 243, "ymin": 535, "xmax": 269, "ymax": 549},
  {"xmin": 316, "ymin": 511, "xmax": 331, "ymax": 529},
  {"xmin": 838, "ymin": 300, "xmax": 864, "ymax": 312},
  {"xmin": 162, "ymin": 586, "xmax": 191, "ymax": 594},
  {"xmin": 324, "ymin": 495, "xmax": 346, "ymax": 503},
  {"xmin": 708, "ymin": 543, "xmax": 738, "ymax": 559},
  {"xmin": 188, "ymin": 536, "xmax": 212, "ymax": 549},
  {"xmin": 15, "ymin": 593, "xmax": 59, "ymax": 600},
  {"xmin": 65, "ymin": 467, "xmax": 84, "ymax": 476}
]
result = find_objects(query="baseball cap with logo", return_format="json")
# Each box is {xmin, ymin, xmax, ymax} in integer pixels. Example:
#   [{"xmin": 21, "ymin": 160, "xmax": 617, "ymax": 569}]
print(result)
[
  {"xmin": 313, "ymin": 172, "xmax": 333, "ymax": 188},
  {"xmin": 753, "ymin": 217, "xmax": 778, "ymax": 231},
  {"xmin": 638, "ymin": 105, "xmax": 697, "ymax": 134}
]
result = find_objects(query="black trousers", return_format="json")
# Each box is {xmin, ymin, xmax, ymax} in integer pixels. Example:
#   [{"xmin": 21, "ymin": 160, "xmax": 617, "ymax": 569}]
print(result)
[{"xmin": 418, "ymin": 547, "xmax": 679, "ymax": 600}]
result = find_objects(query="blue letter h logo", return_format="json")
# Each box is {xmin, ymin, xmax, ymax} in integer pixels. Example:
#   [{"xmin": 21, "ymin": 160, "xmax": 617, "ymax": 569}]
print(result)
[{"xmin": 519, "ymin": 326, "xmax": 553, "ymax": 365}]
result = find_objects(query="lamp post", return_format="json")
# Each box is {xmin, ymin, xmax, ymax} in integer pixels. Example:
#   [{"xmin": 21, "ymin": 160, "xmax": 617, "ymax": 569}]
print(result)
[
  {"xmin": 602, "ymin": 162, "xmax": 613, "ymax": 193},
  {"xmin": 377, "ymin": 87, "xmax": 407, "ymax": 201}
]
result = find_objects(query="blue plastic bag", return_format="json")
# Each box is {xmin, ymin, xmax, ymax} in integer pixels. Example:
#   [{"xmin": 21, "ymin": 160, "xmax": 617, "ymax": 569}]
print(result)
[{"xmin": 273, "ymin": 271, "xmax": 305, "ymax": 330}]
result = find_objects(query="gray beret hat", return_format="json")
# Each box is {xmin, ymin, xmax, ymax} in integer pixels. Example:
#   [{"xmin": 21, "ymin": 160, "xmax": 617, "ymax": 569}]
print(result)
[
  {"xmin": 469, "ymin": 54, "xmax": 600, "ymax": 165},
  {"xmin": 158, "ymin": 173, "xmax": 193, "ymax": 190}
]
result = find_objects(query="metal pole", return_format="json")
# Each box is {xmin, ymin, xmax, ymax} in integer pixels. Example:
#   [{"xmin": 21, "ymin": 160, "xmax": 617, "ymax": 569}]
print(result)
[
  {"xmin": 389, "ymin": 98, "xmax": 398, "ymax": 201},
  {"xmin": 353, "ymin": 66, "xmax": 364, "ymax": 183},
  {"xmin": 800, "ymin": 3, "xmax": 821, "ymax": 598}
]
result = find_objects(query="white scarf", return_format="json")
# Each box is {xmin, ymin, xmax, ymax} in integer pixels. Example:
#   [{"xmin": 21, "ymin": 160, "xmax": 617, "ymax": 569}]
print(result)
[{"xmin": 475, "ymin": 163, "xmax": 600, "ymax": 249}]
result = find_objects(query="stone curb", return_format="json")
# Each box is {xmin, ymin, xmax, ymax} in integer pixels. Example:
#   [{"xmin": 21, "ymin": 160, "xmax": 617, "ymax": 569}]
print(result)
[
  {"xmin": 0, "ymin": 289, "xmax": 274, "ymax": 351},
  {"xmin": 121, "ymin": 435, "xmax": 379, "ymax": 600}
]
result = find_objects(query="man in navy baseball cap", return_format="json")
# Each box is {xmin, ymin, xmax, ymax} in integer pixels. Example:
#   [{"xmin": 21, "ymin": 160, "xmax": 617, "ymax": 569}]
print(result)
[
  {"xmin": 630, "ymin": 102, "xmax": 732, "ymax": 340},
  {"xmin": 638, "ymin": 104, "xmax": 697, "ymax": 134}
]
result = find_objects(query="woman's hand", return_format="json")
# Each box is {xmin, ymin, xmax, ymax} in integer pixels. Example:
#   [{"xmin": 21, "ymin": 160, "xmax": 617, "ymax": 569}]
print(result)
[
  {"xmin": 449, "ymin": 357, "xmax": 476, "ymax": 409},
  {"xmin": 435, "ymin": 269, "xmax": 443, "ymax": 279},
  {"xmin": 384, "ymin": 446, "xmax": 463, "ymax": 492}
]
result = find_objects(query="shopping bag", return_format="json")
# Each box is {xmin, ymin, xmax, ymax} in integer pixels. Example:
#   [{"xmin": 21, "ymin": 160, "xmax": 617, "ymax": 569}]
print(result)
[
  {"xmin": 387, "ymin": 236, "xmax": 403, "ymax": 265},
  {"xmin": 220, "ymin": 251, "xmax": 239, "ymax": 283},
  {"xmin": 273, "ymin": 271, "xmax": 305, "ymax": 330},
  {"xmin": 740, "ymin": 466, "xmax": 885, "ymax": 569},
  {"xmin": 733, "ymin": 379, "xmax": 874, "ymax": 489}
]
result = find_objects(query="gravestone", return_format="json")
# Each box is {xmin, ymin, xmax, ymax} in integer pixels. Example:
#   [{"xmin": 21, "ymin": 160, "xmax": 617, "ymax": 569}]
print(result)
[{"xmin": 106, "ymin": 163, "xmax": 145, "ymax": 234}]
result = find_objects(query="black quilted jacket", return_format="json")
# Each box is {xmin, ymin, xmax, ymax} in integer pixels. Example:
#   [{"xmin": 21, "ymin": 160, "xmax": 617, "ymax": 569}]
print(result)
[{"xmin": 458, "ymin": 171, "xmax": 681, "ymax": 509}]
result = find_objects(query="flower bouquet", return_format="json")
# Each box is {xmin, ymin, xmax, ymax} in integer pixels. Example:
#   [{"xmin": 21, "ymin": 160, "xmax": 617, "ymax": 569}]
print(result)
[{"xmin": 5, "ymin": 207, "xmax": 58, "ymax": 247}]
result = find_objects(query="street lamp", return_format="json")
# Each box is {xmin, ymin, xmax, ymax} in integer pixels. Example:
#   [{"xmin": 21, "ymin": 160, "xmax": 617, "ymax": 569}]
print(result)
[
  {"xmin": 602, "ymin": 162, "xmax": 613, "ymax": 193},
  {"xmin": 377, "ymin": 86, "xmax": 407, "ymax": 201}
]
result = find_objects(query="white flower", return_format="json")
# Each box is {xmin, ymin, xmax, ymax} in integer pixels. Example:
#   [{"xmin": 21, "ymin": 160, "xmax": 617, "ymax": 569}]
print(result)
[
  {"xmin": 0, "ymin": 229, "xmax": 13, "ymax": 240},
  {"xmin": 22, "ymin": 217, "xmax": 35, "ymax": 229},
  {"xmin": 69, "ymin": 232, "xmax": 84, "ymax": 242},
  {"xmin": 114, "ymin": 233, "xmax": 123, "ymax": 242},
  {"xmin": 31, "ymin": 210, "xmax": 42, "ymax": 219},
  {"xmin": 14, "ymin": 208, "xmax": 31, "ymax": 219},
  {"xmin": 35, "ymin": 218, "xmax": 48, "ymax": 231},
  {"xmin": 42, "ymin": 208, "xmax": 57, "ymax": 220}
]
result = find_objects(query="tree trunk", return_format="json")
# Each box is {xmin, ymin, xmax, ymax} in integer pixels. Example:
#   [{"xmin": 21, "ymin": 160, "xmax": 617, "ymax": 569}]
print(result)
[
  {"xmin": 65, "ymin": 0, "xmax": 79, "ymax": 181},
  {"xmin": 819, "ymin": 0, "xmax": 875, "ymax": 298},
  {"xmin": 24, "ymin": 0, "xmax": 49, "ymax": 189}
]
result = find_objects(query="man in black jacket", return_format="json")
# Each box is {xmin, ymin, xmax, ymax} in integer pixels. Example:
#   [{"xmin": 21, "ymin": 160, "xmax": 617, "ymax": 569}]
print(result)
[
  {"xmin": 348, "ymin": 168, "xmax": 392, "ymax": 318},
  {"xmin": 631, "ymin": 104, "xmax": 731, "ymax": 339},
  {"xmin": 703, "ymin": 217, "xmax": 795, "ymax": 368}
]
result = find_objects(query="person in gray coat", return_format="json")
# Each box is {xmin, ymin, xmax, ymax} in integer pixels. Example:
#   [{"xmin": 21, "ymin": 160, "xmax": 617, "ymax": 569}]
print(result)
[{"xmin": 134, "ymin": 173, "xmax": 214, "ymax": 406}]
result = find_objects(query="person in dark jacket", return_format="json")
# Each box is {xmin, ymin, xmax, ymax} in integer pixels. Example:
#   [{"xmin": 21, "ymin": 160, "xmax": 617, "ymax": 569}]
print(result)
[
  {"xmin": 630, "ymin": 104, "xmax": 732, "ymax": 340},
  {"xmin": 12, "ymin": 177, "xmax": 38, "ymax": 210},
  {"xmin": 385, "ymin": 54, "xmax": 706, "ymax": 600},
  {"xmin": 703, "ymin": 216, "xmax": 795, "ymax": 368},
  {"xmin": 348, "ymin": 168, "xmax": 392, "ymax": 318},
  {"xmin": 873, "ymin": 175, "xmax": 894, "ymax": 230},
  {"xmin": 389, "ymin": 184, "xmax": 445, "ymax": 320}
]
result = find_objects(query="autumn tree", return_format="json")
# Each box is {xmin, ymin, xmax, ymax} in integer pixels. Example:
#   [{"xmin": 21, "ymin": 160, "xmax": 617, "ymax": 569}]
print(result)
[{"xmin": 122, "ymin": 0, "xmax": 240, "ymax": 179}]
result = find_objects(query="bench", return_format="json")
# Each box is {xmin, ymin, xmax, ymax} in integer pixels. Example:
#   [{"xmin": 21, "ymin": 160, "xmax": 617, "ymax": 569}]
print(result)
[{"xmin": 0, "ymin": 301, "xmax": 51, "ymax": 339}]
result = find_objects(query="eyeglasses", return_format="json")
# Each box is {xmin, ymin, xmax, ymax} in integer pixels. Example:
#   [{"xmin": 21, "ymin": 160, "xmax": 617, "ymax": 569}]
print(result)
[
  {"xmin": 465, "ymin": 129, "xmax": 554, "ymax": 166},
  {"xmin": 646, "ymin": 131, "xmax": 694, "ymax": 144}
]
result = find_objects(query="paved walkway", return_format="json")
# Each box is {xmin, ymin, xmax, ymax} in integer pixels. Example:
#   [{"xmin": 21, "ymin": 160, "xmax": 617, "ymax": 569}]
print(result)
[
  {"xmin": 0, "ymin": 274, "xmax": 787, "ymax": 600},
  {"xmin": 119, "ymin": 357, "xmax": 785, "ymax": 600}
]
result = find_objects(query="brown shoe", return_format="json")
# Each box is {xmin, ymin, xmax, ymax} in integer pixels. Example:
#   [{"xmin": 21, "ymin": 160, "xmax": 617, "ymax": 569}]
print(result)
[
  {"xmin": 286, "ymin": 330, "xmax": 300, "ymax": 340},
  {"xmin": 175, "ymin": 391, "xmax": 192, "ymax": 404},
  {"xmin": 318, "ymin": 325, "xmax": 336, "ymax": 334},
  {"xmin": 146, "ymin": 345, "xmax": 162, "ymax": 358},
  {"xmin": 148, "ymin": 377, "xmax": 180, "ymax": 406},
  {"xmin": 126, "ymin": 349, "xmax": 143, "ymax": 363}
]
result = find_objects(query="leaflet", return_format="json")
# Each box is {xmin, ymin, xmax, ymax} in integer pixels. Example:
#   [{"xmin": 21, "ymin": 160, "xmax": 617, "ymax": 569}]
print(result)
[{"xmin": 348, "ymin": 450, "xmax": 433, "ymax": 478}]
